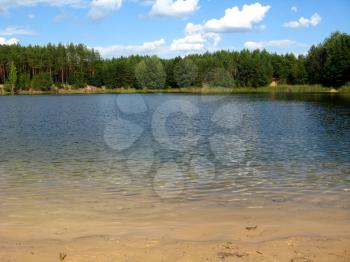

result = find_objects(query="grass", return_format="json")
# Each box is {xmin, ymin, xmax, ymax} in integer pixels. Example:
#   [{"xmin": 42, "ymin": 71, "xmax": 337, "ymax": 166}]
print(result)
[{"xmin": 1, "ymin": 85, "xmax": 350, "ymax": 96}]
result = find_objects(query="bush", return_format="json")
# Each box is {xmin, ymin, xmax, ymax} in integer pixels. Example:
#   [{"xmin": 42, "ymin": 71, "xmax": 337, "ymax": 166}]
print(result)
[
  {"xmin": 17, "ymin": 73, "xmax": 31, "ymax": 90},
  {"xmin": 3, "ymin": 81, "xmax": 13, "ymax": 92},
  {"xmin": 70, "ymin": 71, "xmax": 87, "ymax": 89},
  {"xmin": 31, "ymin": 72, "xmax": 53, "ymax": 91}
]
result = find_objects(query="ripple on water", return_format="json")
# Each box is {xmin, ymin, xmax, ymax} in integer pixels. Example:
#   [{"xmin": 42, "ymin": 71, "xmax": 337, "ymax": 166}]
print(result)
[{"xmin": 0, "ymin": 94, "xmax": 350, "ymax": 213}]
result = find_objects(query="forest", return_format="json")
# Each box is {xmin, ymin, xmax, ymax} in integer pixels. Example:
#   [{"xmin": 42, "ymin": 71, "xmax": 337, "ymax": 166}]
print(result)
[{"xmin": 0, "ymin": 32, "xmax": 349, "ymax": 93}]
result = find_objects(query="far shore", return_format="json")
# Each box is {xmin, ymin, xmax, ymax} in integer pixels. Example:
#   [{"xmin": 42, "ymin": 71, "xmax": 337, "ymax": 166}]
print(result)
[{"xmin": 1, "ymin": 85, "xmax": 350, "ymax": 96}]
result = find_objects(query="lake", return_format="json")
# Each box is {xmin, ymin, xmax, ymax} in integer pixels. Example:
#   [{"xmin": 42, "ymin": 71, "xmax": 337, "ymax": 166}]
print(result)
[{"xmin": 0, "ymin": 93, "xmax": 350, "ymax": 260}]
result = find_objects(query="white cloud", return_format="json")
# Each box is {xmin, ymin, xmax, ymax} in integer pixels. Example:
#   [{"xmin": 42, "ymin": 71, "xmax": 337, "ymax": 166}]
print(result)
[
  {"xmin": 0, "ymin": 37, "xmax": 18, "ymax": 45},
  {"xmin": 183, "ymin": 3, "xmax": 270, "ymax": 35},
  {"xmin": 88, "ymin": 0, "xmax": 123, "ymax": 20},
  {"xmin": 171, "ymin": 26, "xmax": 220, "ymax": 53},
  {"xmin": 167, "ymin": 22, "xmax": 218, "ymax": 53},
  {"xmin": 169, "ymin": 2, "xmax": 270, "ymax": 53},
  {"xmin": 0, "ymin": 26, "xmax": 35, "ymax": 36},
  {"xmin": 94, "ymin": 33, "xmax": 220, "ymax": 57},
  {"xmin": 291, "ymin": 6, "xmax": 297, "ymax": 12},
  {"xmin": 283, "ymin": 13, "xmax": 321, "ymax": 28},
  {"xmin": 244, "ymin": 40, "xmax": 309, "ymax": 50},
  {"xmin": 27, "ymin": 14, "xmax": 35, "ymax": 19},
  {"xmin": 202, "ymin": 2, "xmax": 270, "ymax": 33},
  {"xmin": 150, "ymin": 0, "xmax": 199, "ymax": 17},
  {"xmin": 0, "ymin": 0, "xmax": 122, "ymax": 20},
  {"xmin": 184, "ymin": 22, "xmax": 202, "ymax": 34},
  {"xmin": 0, "ymin": 0, "xmax": 86, "ymax": 13},
  {"xmin": 170, "ymin": 33, "xmax": 206, "ymax": 52},
  {"xmin": 94, "ymin": 38, "xmax": 166, "ymax": 57}
]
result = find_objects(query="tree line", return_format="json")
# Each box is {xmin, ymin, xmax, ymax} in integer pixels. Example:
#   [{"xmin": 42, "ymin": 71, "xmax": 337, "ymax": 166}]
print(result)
[
  {"xmin": 0, "ymin": 32, "xmax": 349, "ymax": 92},
  {"xmin": 0, "ymin": 43, "xmax": 100, "ymax": 92}
]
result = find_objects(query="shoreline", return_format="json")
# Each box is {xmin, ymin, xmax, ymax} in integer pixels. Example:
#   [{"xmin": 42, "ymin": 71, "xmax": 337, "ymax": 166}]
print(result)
[{"xmin": 1, "ymin": 85, "xmax": 350, "ymax": 96}]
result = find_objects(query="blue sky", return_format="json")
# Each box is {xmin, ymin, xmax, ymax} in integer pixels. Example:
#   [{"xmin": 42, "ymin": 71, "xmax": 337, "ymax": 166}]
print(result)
[{"xmin": 0, "ymin": 0, "xmax": 349, "ymax": 57}]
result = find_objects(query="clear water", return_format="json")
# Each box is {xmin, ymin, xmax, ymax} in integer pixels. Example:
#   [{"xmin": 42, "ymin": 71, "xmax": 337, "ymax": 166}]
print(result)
[{"xmin": 0, "ymin": 93, "xmax": 350, "ymax": 215}]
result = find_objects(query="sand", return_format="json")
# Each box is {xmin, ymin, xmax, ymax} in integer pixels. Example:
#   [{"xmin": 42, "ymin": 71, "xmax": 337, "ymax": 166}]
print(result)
[{"xmin": 1, "ymin": 205, "xmax": 349, "ymax": 261}]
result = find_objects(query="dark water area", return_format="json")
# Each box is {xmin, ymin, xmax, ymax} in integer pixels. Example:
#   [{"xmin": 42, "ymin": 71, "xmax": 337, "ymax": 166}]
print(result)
[{"xmin": 0, "ymin": 93, "xmax": 349, "ymax": 209}]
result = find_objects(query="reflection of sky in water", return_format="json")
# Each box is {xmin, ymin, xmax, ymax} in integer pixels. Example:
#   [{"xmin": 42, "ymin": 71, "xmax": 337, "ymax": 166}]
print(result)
[{"xmin": 0, "ymin": 94, "xmax": 350, "ymax": 209}]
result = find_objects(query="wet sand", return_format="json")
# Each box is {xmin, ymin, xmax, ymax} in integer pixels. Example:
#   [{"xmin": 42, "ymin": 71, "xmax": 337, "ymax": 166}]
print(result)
[{"xmin": 1, "ymin": 205, "xmax": 349, "ymax": 261}]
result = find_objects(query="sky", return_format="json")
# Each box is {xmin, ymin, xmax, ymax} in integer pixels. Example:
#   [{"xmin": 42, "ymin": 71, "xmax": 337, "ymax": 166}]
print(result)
[{"xmin": 0, "ymin": 0, "xmax": 349, "ymax": 58}]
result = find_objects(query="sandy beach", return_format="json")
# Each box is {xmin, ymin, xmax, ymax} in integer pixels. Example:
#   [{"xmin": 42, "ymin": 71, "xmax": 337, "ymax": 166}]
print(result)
[{"xmin": 1, "ymin": 205, "xmax": 349, "ymax": 261}]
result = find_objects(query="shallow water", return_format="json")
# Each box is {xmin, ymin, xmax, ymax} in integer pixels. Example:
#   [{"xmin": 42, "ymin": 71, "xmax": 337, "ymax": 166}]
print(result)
[{"xmin": 0, "ymin": 93, "xmax": 350, "ymax": 228}]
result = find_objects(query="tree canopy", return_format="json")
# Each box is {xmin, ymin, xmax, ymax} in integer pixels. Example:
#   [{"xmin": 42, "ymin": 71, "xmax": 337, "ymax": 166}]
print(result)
[
  {"xmin": 135, "ymin": 56, "xmax": 166, "ymax": 89},
  {"xmin": 0, "ymin": 32, "xmax": 349, "ymax": 91}
]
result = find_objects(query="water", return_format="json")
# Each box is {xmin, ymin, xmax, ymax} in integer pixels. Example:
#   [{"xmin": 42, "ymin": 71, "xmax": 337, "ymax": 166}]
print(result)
[{"xmin": 0, "ymin": 93, "xmax": 350, "ymax": 224}]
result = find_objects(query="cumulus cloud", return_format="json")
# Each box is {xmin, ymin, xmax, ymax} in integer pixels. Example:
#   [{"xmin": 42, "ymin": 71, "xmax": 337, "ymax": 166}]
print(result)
[
  {"xmin": 169, "ymin": 2, "xmax": 270, "ymax": 53},
  {"xmin": 291, "ymin": 6, "xmax": 297, "ymax": 12},
  {"xmin": 181, "ymin": 2, "xmax": 270, "ymax": 36},
  {"xmin": 170, "ymin": 23, "xmax": 220, "ymax": 53},
  {"xmin": 184, "ymin": 22, "xmax": 202, "ymax": 34},
  {"xmin": 0, "ymin": 37, "xmax": 18, "ymax": 45},
  {"xmin": 94, "ymin": 38, "xmax": 166, "ymax": 57},
  {"xmin": 94, "ymin": 33, "xmax": 220, "ymax": 57},
  {"xmin": 150, "ymin": 0, "xmax": 199, "ymax": 17},
  {"xmin": 244, "ymin": 40, "xmax": 309, "ymax": 50},
  {"xmin": 0, "ymin": 26, "xmax": 35, "ymax": 36},
  {"xmin": 202, "ymin": 2, "xmax": 270, "ymax": 33},
  {"xmin": 88, "ymin": 0, "xmax": 123, "ymax": 20},
  {"xmin": 170, "ymin": 33, "xmax": 220, "ymax": 52},
  {"xmin": 283, "ymin": 13, "xmax": 321, "ymax": 28},
  {"xmin": 170, "ymin": 34, "xmax": 205, "ymax": 52}
]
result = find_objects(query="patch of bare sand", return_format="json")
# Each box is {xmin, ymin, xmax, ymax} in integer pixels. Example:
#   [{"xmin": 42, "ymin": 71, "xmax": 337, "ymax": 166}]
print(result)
[
  {"xmin": 0, "ymin": 207, "xmax": 349, "ymax": 261},
  {"xmin": 0, "ymin": 236, "xmax": 349, "ymax": 261}
]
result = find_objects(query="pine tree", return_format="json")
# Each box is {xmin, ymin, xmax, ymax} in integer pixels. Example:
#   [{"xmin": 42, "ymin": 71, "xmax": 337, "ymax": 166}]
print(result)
[{"xmin": 8, "ymin": 61, "xmax": 17, "ymax": 94}]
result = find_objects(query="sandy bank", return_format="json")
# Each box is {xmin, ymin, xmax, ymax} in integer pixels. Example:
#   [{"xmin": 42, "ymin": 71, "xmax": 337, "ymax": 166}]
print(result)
[{"xmin": 1, "ymin": 207, "xmax": 349, "ymax": 261}]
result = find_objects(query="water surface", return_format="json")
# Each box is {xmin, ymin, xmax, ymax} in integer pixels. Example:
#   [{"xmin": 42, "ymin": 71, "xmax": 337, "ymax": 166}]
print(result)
[{"xmin": 0, "ymin": 93, "xmax": 350, "ymax": 226}]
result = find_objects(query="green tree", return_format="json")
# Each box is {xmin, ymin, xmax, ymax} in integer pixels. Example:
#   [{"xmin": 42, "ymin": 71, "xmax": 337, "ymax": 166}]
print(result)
[
  {"xmin": 306, "ymin": 45, "xmax": 326, "ymax": 84},
  {"xmin": 135, "ymin": 56, "xmax": 166, "ymax": 89},
  {"xmin": 17, "ymin": 73, "xmax": 31, "ymax": 90},
  {"xmin": 322, "ymin": 32, "xmax": 350, "ymax": 87},
  {"xmin": 7, "ymin": 61, "xmax": 17, "ymax": 94},
  {"xmin": 174, "ymin": 59, "xmax": 198, "ymax": 87},
  {"xmin": 0, "ymin": 32, "xmax": 348, "ymax": 91},
  {"xmin": 164, "ymin": 58, "xmax": 179, "ymax": 88},
  {"xmin": 206, "ymin": 67, "xmax": 235, "ymax": 87},
  {"xmin": 71, "ymin": 71, "xmax": 86, "ymax": 88}
]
